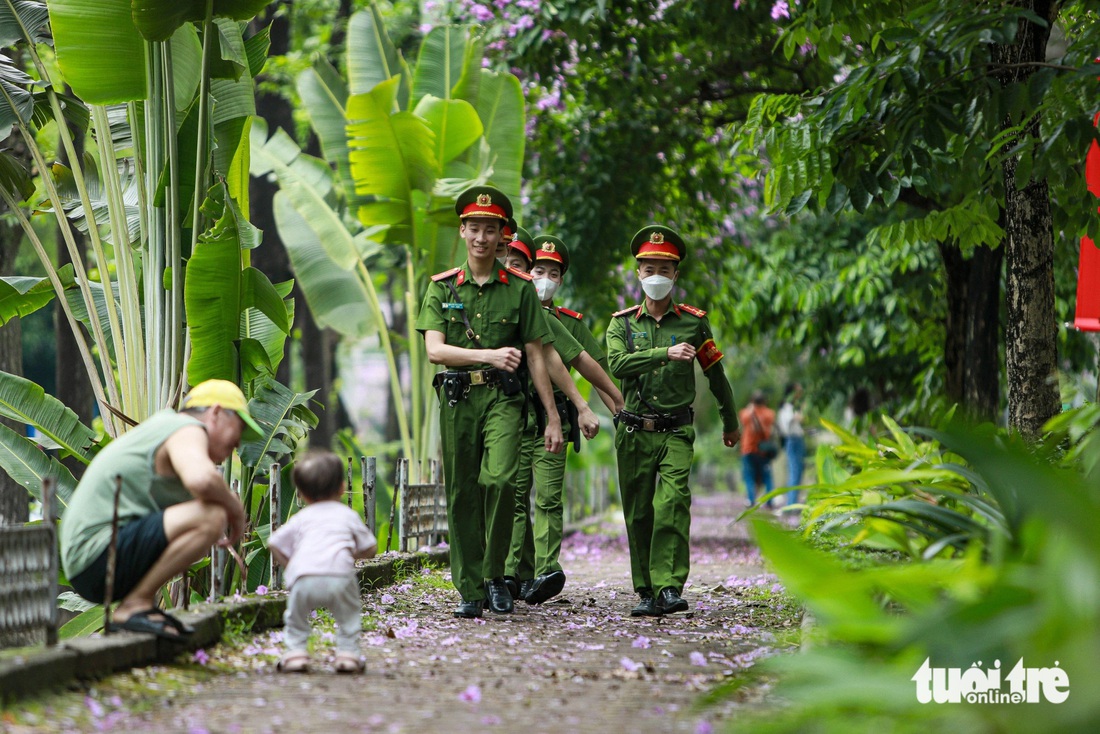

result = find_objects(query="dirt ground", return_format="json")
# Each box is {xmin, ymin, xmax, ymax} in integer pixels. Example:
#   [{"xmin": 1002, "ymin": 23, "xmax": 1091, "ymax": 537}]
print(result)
[{"xmin": 4, "ymin": 493, "xmax": 800, "ymax": 734}]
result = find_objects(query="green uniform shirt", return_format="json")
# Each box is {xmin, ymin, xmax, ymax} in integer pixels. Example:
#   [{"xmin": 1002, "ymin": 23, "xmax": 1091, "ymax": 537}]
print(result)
[
  {"xmin": 546, "ymin": 314, "xmax": 583, "ymax": 365},
  {"xmin": 416, "ymin": 263, "xmax": 553, "ymax": 359},
  {"xmin": 606, "ymin": 303, "xmax": 739, "ymax": 432},
  {"xmin": 549, "ymin": 305, "xmax": 606, "ymax": 366},
  {"xmin": 60, "ymin": 409, "xmax": 203, "ymax": 579}
]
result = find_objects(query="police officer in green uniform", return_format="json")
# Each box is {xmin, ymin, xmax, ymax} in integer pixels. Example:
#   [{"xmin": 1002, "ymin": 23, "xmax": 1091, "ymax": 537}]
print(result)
[
  {"xmin": 502, "ymin": 231, "xmax": 625, "ymax": 602},
  {"xmin": 416, "ymin": 186, "xmax": 564, "ymax": 619},
  {"xmin": 606, "ymin": 225, "xmax": 740, "ymax": 616}
]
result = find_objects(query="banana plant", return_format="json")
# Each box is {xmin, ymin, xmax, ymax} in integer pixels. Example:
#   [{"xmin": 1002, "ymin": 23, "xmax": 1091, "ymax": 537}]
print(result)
[
  {"xmin": 255, "ymin": 4, "xmax": 527, "ymax": 464},
  {"xmin": 0, "ymin": 0, "xmax": 294, "ymax": 505}
]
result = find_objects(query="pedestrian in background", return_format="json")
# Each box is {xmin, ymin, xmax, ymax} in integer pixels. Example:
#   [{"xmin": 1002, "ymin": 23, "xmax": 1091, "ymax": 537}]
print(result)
[
  {"xmin": 777, "ymin": 382, "xmax": 805, "ymax": 508},
  {"xmin": 739, "ymin": 390, "xmax": 776, "ymax": 508}
]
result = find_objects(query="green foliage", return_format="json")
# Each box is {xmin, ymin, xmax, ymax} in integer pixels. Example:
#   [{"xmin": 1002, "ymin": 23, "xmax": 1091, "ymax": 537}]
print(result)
[
  {"xmin": 737, "ymin": 418, "xmax": 1100, "ymax": 731},
  {"xmin": 781, "ymin": 415, "xmax": 1010, "ymax": 561}
]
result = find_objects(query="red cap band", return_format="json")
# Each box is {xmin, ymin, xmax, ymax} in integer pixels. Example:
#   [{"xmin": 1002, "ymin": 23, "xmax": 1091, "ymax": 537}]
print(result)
[
  {"xmin": 461, "ymin": 202, "xmax": 508, "ymax": 219},
  {"xmin": 509, "ymin": 240, "xmax": 533, "ymax": 260},
  {"xmin": 635, "ymin": 241, "xmax": 681, "ymax": 260}
]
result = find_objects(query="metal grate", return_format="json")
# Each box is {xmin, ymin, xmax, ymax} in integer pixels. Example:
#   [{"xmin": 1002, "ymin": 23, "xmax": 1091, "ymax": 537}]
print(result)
[
  {"xmin": 0, "ymin": 479, "xmax": 59, "ymax": 648},
  {"xmin": 397, "ymin": 458, "xmax": 447, "ymax": 552}
]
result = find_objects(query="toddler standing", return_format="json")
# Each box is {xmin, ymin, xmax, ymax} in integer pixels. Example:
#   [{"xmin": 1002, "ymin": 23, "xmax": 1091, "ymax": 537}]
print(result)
[{"xmin": 268, "ymin": 450, "xmax": 377, "ymax": 673}]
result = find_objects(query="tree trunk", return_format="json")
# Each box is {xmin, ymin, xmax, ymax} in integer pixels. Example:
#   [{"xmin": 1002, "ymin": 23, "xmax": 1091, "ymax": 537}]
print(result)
[
  {"xmin": 0, "ymin": 205, "xmax": 27, "ymax": 525},
  {"xmin": 963, "ymin": 244, "xmax": 1003, "ymax": 421},
  {"xmin": 0, "ymin": 125, "xmax": 29, "ymax": 523},
  {"xmin": 993, "ymin": 1, "xmax": 1060, "ymax": 438},
  {"xmin": 940, "ymin": 242, "xmax": 967, "ymax": 407},
  {"xmin": 56, "ymin": 116, "xmax": 94, "ymax": 480},
  {"xmin": 939, "ymin": 241, "xmax": 1003, "ymax": 422}
]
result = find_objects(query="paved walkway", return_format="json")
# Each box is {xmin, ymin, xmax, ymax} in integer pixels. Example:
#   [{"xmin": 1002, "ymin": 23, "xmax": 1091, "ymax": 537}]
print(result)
[{"xmin": 18, "ymin": 493, "xmax": 793, "ymax": 733}]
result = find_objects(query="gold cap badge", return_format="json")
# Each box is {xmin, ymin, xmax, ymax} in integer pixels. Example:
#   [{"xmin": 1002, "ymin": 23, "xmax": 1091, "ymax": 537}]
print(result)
[
  {"xmin": 476, "ymin": 193, "xmax": 492, "ymax": 207},
  {"xmin": 541, "ymin": 242, "xmax": 556, "ymax": 252},
  {"xmin": 650, "ymin": 231, "xmax": 665, "ymax": 244}
]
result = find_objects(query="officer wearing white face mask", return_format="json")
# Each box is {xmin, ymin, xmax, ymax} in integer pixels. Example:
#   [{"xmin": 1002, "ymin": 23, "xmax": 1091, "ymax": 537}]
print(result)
[
  {"xmin": 605, "ymin": 225, "xmax": 741, "ymax": 617},
  {"xmin": 502, "ymin": 230, "xmax": 624, "ymax": 603}
]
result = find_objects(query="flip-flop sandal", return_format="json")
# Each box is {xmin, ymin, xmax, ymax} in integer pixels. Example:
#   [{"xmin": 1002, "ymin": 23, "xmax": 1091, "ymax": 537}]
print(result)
[
  {"xmin": 107, "ymin": 608, "xmax": 190, "ymax": 641},
  {"xmin": 334, "ymin": 652, "xmax": 364, "ymax": 674},
  {"xmin": 277, "ymin": 651, "xmax": 310, "ymax": 673},
  {"xmin": 155, "ymin": 608, "xmax": 196, "ymax": 635}
]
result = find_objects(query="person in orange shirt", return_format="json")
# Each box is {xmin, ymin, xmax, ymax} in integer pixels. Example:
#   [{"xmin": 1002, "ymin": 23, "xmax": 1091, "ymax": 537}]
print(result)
[{"xmin": 739, "ymin": 390, "xmax": 776, "ymax": 507}]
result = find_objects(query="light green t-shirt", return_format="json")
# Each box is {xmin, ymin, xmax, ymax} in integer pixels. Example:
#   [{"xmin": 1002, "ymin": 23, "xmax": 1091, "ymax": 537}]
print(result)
[{"xmin": 60, "ymin": 409, "xmax": 204, "ymax": 579}]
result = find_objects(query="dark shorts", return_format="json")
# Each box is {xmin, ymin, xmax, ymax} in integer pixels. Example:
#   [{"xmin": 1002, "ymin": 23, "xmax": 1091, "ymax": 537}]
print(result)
[{"xmin": 70, "ymin": 511, "xmax": 169, "ymax": 605}]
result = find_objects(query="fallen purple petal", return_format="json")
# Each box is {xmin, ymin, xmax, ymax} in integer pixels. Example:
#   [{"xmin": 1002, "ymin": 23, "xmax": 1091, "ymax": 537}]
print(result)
[
  {"xmin": 620, "ymin": 657, "xmax": 642, "ymax": 672},
  {"xmin": 690, "ymin": 651, "xmax": 707, "ymax": 666},
  {"xmin": 460, "ymin": 684, "xmax": 482, "ymax": 703}
]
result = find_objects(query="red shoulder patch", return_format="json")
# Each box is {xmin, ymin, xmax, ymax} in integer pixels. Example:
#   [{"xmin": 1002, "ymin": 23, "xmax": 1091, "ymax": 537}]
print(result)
[
  {"xmin": 504, "ymin": 267, "xmax": 533, "ymax": 281},
  {"xmin": 678, "ymin": 303, "xmax": 706, "ymax": 317},
  {"xmin": 557, "ymin": 307, "xmax": 584, "ymax": 320},
  {"xmin": 431, "ymin": 267, "xmax": 462, "ymax": 282},
  {"xmin": 613, "ymin": 305, "xmax": 642, "ymax": 318}
]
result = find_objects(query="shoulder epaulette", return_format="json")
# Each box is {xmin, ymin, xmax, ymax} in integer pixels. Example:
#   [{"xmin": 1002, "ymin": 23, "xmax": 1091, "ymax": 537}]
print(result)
[
  {"xmin": 678, "ymin": 303, "xmax": 706, "ymax": 317},
  {"xmin": 504, "ymin": 267, "xmax": 533, "ymax": 281},
  {"xmin": 431, "ymin": 267, "xmax": 462, "ymax": 282},
  {"xmin": 613, "ymin": 305, "xmax": 642, "ymax": 318},
  {"xmin": 557, "ymin": 307, "xmax": 584, "ymax": 320}
]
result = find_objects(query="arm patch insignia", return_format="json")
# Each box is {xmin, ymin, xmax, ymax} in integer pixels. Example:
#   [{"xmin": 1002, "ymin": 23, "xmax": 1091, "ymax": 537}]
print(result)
[{"xmin": 697, "ymin": 338, "xmax": 724, "ymax": 371}]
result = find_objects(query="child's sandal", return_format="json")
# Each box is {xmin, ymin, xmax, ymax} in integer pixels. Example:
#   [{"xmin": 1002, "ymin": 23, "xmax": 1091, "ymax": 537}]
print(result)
[
  {"xmin": 277, "ymin": 650, "xmax": 310, "ymax": 673},
  {"xmin": 334, "ymin": 652, "xmax": 364, "ymax": 674}
]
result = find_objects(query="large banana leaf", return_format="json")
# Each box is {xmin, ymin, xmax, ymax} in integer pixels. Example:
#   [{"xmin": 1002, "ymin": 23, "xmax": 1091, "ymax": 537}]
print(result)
[
  {"xmin": 238, "ymin": 379, "xmax": 317, "ymax": 475},
  {"xmin": 171, "ymin": 23, "xmax": 203, "ymax": 113},
  {"xmin": 0, "ymin": 146, "xmax": 32, "ymax": 200},
  {"xmin": 297, "ymin": 58, "xmax": 356, "ymax": 203},
  {"xmin": 184, "ymin": 185, "xmax": 243, "ymax": 385},
  {"xmin": 0, "ymin": 0, "xmax": 50, "ymax": 46},
  {"xmin": 466, "ymin": 70, "xmax": 525, "ymax": 204},
  {"xmin": 272, "ymin": 190, "xmax": 375, "ymax": 339},
  {"xmin": 252, "ymin": 121, "xmax": 360, "ymax": 268},
  {"xmin": 48, "ymin": 0, "xmax": 146, "ymax": 104},
  {"xmin": 346, "ymin": 5, "xmax": 408, "ymax": 103},
  {"xmin": 0, "ymin": 370, "xmax": 97, "ymax": 459},
  {"xmin": 0, "ymin": 51, "xmax": 35, "ymax": 138},
  {"xmin": 410, "ymin": 26, "xmax": 468, "ymax": 107},
  {"xmin": 348, "ymin": 77, "xmax": 436, "ymax": 237},
  {"xmin": 0, "ymin": 422, "xmax": 79, "ymax": 505},
  {"xmin": 130, "ymin": 0, "xmax": 271, "ymax": 42},
  {"xmin": 52, "ymin": 154, "xmax": 142, "ymax": 246},
  {"xmin": 413, "ymin": 94, "xmax": 482, "ymax": 169},
  {"xmin": 240, "ymin": 277, "xmax": 293, "ymax": 381},
  {"xmin": 0, "ymin": 264, "xmax": 75, "ymax": 324},
  {"xmin": 64, "ymin": 277, "xmax": 123, "ymax": 357}
]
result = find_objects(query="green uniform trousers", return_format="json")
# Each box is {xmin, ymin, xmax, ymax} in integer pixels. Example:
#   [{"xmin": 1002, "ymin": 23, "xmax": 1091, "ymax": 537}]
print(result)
[
  {"xmin": 507, "ymin": 418, "xmax": 571, "ymax": 580},
  {"xmin": 615, "ymin": 423, "xmax": 695, "ymax": 594},
  {"xmin": 439, "ymin": 385, "xmax": 524, "ymax": 602}
]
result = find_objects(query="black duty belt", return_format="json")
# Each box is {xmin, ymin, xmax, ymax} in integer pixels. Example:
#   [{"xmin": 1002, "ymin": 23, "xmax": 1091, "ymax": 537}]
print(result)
[
  {"xmin": 618, "ymin": 407, "xmax": 694, "ymax": 432},
  {"xmin": 432, "ymin": 369, "xmax": 503, "ymax": 389}
]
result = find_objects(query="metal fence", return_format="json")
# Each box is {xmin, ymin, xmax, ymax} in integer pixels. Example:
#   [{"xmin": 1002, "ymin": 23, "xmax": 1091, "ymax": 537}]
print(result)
[
  {"xmin": 395, "ymin": 458, "xmax": 446, "ymax": 552},
  {"xmin": 0, "ymin": 479, "xmax": 58, "ymax": 648}
]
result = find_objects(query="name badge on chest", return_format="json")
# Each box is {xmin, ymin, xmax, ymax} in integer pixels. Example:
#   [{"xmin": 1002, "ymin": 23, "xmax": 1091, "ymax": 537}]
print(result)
[{"xmin": 442, "ymin": 302, "xmax": 465, "ymax": 310}]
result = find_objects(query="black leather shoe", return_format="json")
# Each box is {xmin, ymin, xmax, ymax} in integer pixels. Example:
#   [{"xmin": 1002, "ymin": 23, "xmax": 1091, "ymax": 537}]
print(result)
[
  {"xmin": 503, "ymin": 576, "xmax": 519, "ymax": 600},
  {"xmin": 656, "ymin": 587, "xmax": 689, "ymax": 615},
  {"xmin": 454, "ymin": 600, "xmax": 484, "ymax": 618},
  {"xmin": 487, "ymin": 578, "xmax": 514, "ymax": 613},
  {"xmin": 518, "ymin": 578, "xmax": 534, "ymax": 600},
  {"xmin": 524, "ymin": 570, "xmax": 566, "ymax": 605},
  {"xmin": 631, "ymin": 593, "xmax": 659, "ymax": 617}
]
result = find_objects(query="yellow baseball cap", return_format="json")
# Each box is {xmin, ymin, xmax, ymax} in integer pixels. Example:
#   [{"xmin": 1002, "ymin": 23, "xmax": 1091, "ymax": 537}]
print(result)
[{"xmin": 181, "ymin": 379, "xmax": 263, "ymax": 440}]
